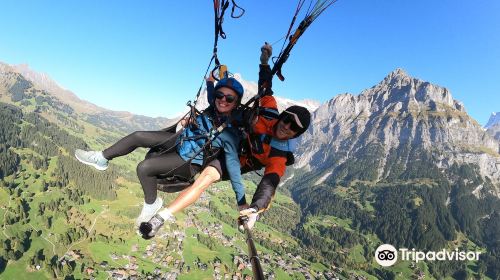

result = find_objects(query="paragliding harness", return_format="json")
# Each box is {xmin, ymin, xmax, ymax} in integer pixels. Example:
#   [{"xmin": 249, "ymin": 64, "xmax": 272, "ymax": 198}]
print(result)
[
  {"xmin": 147, "ymin": 106, "xmax": 228, "ymax": 193},
  {"xmin": 151, "ymin": 0, "xmax": 244, "ymax": 192}
]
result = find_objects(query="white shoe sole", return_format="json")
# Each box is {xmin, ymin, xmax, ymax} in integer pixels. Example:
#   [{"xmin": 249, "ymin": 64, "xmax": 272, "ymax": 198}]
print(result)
[{"xmin": 75, "ymin": 153, "xmax": 108, "ymax": 171}]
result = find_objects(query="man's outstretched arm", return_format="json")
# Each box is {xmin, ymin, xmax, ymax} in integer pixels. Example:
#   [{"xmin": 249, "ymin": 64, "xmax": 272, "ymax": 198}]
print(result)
[{"xmin": 249, "ymin": 173, "xmax": 280, "ymax": 212}]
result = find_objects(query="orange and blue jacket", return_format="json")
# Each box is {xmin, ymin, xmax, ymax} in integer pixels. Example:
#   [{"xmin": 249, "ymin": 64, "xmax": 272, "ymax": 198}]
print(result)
[{"xmin": 241, "ymin": 93, "xmax": 296, "ymax": 213}]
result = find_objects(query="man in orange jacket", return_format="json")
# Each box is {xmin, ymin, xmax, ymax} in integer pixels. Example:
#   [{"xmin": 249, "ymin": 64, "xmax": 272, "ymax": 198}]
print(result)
[
  {"xmin": 234, "ymin": 43, "xmax": 311, "ymax": 228},
  {"xmin": 140, "ymin": 43, "xmax": 311, "ymax": 239}
]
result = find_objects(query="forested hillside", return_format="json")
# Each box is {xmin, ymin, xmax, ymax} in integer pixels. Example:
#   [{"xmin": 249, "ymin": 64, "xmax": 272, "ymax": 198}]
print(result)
[{"xmin": 0, "ymin": 100, "xmax": 332, "ymax": 279}]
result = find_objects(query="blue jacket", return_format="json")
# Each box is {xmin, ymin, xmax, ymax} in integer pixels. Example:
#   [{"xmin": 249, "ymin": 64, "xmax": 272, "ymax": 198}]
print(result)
[{"xmin": 177, "ymin": 85, "xmax": 246, "ymax": 206}]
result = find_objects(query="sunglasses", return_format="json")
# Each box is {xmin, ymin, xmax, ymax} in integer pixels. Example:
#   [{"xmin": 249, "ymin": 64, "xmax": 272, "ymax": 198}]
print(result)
[
  {"xmin": 214, "ymin": 91, "xmax": 237, "ymax": 103},
  {"xmin": 282, "ymin": 111, "xmax": 304, "ymax": 132}
]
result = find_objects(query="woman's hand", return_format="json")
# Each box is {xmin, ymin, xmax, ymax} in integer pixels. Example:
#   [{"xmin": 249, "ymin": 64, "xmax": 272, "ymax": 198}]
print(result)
[
  {"xmin": 180, "ymin": 117, "xmax": 193, "ymax": 127},
  {"xmin": 206, "ymin": 74, "xmax": 215, "ymax": 82}
]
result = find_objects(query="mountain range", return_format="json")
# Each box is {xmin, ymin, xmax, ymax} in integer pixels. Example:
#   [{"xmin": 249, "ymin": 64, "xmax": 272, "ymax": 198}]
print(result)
[
  {"xmin": 1, "ymin": 62, "xmax": 174, "ymax": 133},
  {"xmin": 290, "ymin": 68, "xmax": 500, "ymax": 193},
  {"xmin": 283, "ymin": 68, "xmax": 500, "ymax": 279},
  {"xmin": 1, "ymin": 61, "xmax": 500, "ymax": 279}
]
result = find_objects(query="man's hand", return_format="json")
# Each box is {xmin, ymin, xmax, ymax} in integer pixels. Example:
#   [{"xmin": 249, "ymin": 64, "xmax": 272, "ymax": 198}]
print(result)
[
  {"xmin": 260, "ymin": 42, "xmax": 273, "ymax": 65},
  {"xmin": 238, "ymin": 207, "xmax": 259, "ymax": 232},
  {"xmin": 139, "ymin": 214, "xmax": 165, "ymax": 240}
]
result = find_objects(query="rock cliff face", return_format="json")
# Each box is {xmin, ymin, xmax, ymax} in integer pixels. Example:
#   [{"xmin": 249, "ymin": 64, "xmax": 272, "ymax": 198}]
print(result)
[{"xmin": 291, "ymin": 69, "xmax": 500, "ymax": 196}]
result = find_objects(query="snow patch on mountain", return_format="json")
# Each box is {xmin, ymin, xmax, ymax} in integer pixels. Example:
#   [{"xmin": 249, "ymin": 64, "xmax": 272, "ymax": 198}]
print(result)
[{"xmin": 314, "ymin": 171, "xmax": 333, "ymax": 185}]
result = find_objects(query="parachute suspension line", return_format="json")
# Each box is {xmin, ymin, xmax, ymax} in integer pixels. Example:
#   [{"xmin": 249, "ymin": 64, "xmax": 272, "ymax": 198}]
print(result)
[
  {"xmin": 192, "ymin": 0, "xmax": 245, "ymax": 108},
  {"xmin": 242, "ymin": 0, "xmax": 337, "ymax": 127},
  {"xmin": 269, "ymin": 35, "xmax": 286, "ymax": 47},
  {"xmin": 271, "ymin": 0, "xmax": 338, "ymax": 81},
  {"xmin": 276, "ymin": 0, "xmax": 306, "ymax": 62},
  {"xmin": 308, "ymin": 0, "xmax": 337, "ymax": 19}
]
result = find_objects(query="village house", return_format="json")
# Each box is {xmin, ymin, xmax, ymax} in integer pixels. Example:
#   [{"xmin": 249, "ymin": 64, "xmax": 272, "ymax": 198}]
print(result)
[
  {"xmin": 100, "ymin": 261, "xmax": 108, "ymax": 268},
  {"xmin": 85, "ymin": 267, "xmax": 95, "ymax": 275}
]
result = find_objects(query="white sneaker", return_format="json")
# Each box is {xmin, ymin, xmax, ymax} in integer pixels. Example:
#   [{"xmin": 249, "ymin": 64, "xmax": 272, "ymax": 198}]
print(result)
[
  {"xmin": 135, "ymin": 197, "xmax": 163, "ymax": 226},
  {"xmin": 75, "ymin": 149, "xmax": 109, "ymax": 171}
]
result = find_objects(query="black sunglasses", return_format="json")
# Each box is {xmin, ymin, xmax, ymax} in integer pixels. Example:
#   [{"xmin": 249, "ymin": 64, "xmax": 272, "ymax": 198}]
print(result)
[
  {"xmin": 214, "ymin": 91, "xmax": 237, "ymax": 103},
  {"xmin": 282, "ymin": 115, "xmax": 302, "ymax": 132}
]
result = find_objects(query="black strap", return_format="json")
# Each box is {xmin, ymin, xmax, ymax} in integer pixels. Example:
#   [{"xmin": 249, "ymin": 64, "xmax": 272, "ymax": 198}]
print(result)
[
  {"xmin": 194, "ymin": 0, "xmax": 244, "ymax": 104},
  {"xmin": 230, "ymin": 0, "xmax": 245, "ymax": 18},
  {"xmin": 262, "ymin": 134, "xmax": 272, "ymax": 145}
]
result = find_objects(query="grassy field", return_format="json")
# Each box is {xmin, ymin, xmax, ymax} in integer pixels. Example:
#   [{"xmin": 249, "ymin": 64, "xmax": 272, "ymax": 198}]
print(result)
[{"xmin": 0, "ymin": 237, "xmax": 55, "ymax": 280}]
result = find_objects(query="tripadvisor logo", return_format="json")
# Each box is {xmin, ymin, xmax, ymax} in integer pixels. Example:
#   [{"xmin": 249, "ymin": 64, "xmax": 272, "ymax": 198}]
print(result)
[
  {"xmin": 375, "ymin": 244, "xmax": 398, "ymax": 267},
  {"xmin": 374, "ymin": 244, "xmax": 482, "ymax": 267}
]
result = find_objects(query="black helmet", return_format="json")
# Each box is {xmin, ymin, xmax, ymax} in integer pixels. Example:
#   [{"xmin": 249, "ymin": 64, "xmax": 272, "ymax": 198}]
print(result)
[{"xmin": 278, "ymin": 105, "xmax": 311, "ymax": 137}]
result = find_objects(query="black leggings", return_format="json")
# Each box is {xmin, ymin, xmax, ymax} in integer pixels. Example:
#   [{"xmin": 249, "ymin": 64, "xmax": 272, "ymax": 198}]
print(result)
[{"xmin": 102, "ymin": 131, "xmax": 195, "ymax": 204}]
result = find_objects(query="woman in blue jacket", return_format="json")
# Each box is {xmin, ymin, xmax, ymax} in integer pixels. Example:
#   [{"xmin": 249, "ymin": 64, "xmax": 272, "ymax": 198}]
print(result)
[{"xmin": 75, "ymin": 77, "xmax": 246, "ymax": 226}]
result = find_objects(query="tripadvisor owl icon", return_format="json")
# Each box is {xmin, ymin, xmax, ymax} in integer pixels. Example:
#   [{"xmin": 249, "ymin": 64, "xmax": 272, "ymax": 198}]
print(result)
[{"xmin": 375, "ymin": 244, "xmax": 398, "ymax": 267}]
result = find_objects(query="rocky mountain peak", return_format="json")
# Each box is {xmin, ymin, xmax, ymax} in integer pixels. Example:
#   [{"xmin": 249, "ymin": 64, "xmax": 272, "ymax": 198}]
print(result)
[
  {"xmin": 382, "ymin": 68, "xmax": 410, "ymax": 84},
  {"xmin": 486, "ymin": 112, "xmax": 500, "ymax": 129},
  {"xmin": 0, "ymin": 61, "xmax": 12, "ymax": 73},
  {"xmin": 293, "ymin": 69, "xmax": 500, "ymax": 194},
  {"xmin": 486, "ymin": 112, "xmax": 500, "ymax": 142},
  {"xmin": 12, "ymin": 63, "xmax": 66, "ymax": 93},
  {"xmin": 365, "ymin": 68, "xmax": 465, "ymax": 115}
]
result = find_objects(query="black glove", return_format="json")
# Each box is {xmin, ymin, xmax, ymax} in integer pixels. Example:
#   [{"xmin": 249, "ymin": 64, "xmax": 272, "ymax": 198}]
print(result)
[
  {"xmin": 139, "ymin": 214, "xmax": 165, "ymax": 240},
  {"xmin": 258, "ymin": 64, "xmax": 273, "ymax": 96}
]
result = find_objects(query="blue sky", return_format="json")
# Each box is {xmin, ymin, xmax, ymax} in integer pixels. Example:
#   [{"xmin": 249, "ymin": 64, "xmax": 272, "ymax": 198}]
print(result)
[{"xmin": 1, "ymin": 0, "xmax": 499, "ymax": 125}]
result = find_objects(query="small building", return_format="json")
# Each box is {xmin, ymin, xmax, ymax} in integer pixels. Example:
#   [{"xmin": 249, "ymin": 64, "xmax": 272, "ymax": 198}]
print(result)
[{"xmin": 86, "ymin": 267, "xmax": 95, "ymax": 275}]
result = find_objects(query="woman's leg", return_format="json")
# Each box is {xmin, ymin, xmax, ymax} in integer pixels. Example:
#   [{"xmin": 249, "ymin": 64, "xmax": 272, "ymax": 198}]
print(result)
[
  {"xmin": 103, "ymin": 130, "xmax": 178, "ymax": 160},
  {"xmin": 136, "ymin": 152, "xmax": 193, "ymax": 204},
  {"xmin": 135, "ymin": 151, "xmax": 193, "ymax": 225}
]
